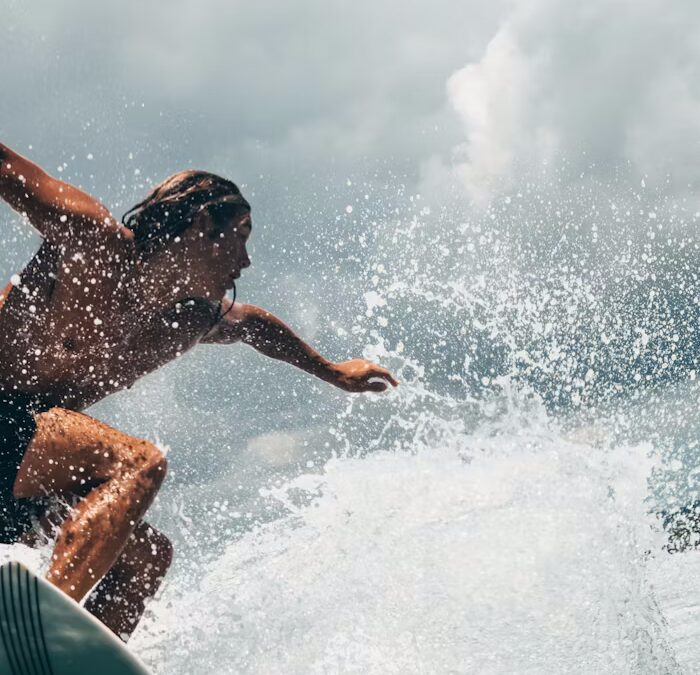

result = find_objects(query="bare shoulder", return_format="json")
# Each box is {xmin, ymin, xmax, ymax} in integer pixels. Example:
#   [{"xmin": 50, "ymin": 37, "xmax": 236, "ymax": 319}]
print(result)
[
  {"xmin": 200, "ymin": 297, "xmax": 249, "ymax": 344},
  {"xmin": 0, "ymin": 143, "xmax": 133, "ymax": 245}
]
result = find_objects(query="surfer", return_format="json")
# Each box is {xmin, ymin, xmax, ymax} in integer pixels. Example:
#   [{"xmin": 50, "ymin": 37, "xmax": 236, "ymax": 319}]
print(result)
[{"xmin": 0, "ymin": 142, "xmax": 398, "ymax": 640}]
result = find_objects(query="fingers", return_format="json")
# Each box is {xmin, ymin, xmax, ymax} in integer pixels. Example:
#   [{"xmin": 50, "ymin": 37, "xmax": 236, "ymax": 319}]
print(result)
[
  {"xmin": 367, "ymin": 368, "xmax": 399, "ymax": 387},
  {"xmin": 338, "ymin": 360, "xmax": 400, "ymax": 393},
  {"xmin": 384, "ymin": 371, "xmax": 399, "ymax": 387},
  {"xmin": 365, "ymin": 380, "xmax": 388, "ymax": 392}
]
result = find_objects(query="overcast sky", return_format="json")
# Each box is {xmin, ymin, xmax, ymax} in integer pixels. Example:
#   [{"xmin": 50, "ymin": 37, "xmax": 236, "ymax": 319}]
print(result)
[
  {"xmin": 439, "ymin": 0, "xmax": 700, "ymax": 202},
  {"xmin": 1, "ymin": 1, "xmax": 504, "ymax": 198},
  {"xmin": 4, "ymin": 1, "xmax": 700, "ymax": 222}
]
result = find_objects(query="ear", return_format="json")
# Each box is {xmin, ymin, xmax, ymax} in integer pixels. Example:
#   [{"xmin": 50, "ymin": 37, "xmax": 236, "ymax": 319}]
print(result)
[{"xmin": 190, "ymin": 209, "xmax": 215, "ymax": 240}]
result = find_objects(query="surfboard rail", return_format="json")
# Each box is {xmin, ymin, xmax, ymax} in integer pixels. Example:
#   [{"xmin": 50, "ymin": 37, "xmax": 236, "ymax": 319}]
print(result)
[{"xmin": 0, "ymin": 560, "xmax": 151, "ymax": 675}]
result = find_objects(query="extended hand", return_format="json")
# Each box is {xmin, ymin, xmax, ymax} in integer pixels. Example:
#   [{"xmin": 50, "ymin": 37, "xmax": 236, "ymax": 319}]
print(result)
[{"xmin": 331, "ymin": 359, "xmax": 399, "ymax": 393}]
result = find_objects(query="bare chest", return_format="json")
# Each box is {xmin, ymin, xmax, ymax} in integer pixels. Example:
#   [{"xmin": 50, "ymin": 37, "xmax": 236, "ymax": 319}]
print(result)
[
  {"xmin": 56, "ymin": 298, "xmax": 219, "ymax": 408},
  {"xmin": 0, "ymin": 242, "xmax": 219, "ymax": 407}
]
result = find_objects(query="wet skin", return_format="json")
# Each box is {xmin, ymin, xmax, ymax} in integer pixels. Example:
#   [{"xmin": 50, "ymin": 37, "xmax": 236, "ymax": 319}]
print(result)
[{"xmin": 0, "ymin": 143, "xmax": 398, "ymax": 640}]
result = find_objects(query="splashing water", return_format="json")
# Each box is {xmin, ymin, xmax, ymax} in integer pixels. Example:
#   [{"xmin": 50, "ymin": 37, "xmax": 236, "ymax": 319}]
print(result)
[
  {"xmin": 130, "ymin": 389, "xmax": 684, "ymax": 674},
  {"xmin": 3, "ymin": 168, "xmax": 700, "ymax": 673}
]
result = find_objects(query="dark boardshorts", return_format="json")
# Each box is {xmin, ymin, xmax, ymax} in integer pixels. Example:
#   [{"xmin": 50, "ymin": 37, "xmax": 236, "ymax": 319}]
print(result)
[{"xmin": 0, "ymin": 392, "xmax": 49, "ymax": 543}]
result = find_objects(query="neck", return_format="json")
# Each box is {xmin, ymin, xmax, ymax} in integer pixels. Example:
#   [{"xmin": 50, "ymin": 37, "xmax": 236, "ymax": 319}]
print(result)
[{"xmin": 131, "ymin": 248, "xmax": 213, "ymax": 316}]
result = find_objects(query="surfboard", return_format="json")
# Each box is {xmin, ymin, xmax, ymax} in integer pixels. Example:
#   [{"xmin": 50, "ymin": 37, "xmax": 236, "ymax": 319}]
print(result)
[{"xmin": 0, "ymin": 560, "xmax": 151, "ymax": 675}]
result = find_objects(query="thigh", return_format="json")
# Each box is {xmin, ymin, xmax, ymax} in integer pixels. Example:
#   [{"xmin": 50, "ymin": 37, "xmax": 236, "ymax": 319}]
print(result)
[{"xmin": 13, "ymin": 407, "xmax": 159, "ymax": 500}]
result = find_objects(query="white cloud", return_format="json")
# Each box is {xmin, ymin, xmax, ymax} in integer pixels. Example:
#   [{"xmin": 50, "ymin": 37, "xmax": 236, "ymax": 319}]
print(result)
[
  {"xmin": 1, "ymin": 0, "xmax": 505, "ymax": 182},
  {"xmin": 434, "ymin": 0, "xmax": 700, "ymax": 202}
]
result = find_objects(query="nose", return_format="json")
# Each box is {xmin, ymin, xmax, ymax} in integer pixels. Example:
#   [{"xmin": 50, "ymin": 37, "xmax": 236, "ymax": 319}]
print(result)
[{"xmin": 241, "ymin": 254, "xmax": 251, "ymax": 269}]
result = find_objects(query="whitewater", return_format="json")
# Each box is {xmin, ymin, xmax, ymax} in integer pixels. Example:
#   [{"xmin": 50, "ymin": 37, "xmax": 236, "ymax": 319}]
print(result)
[
  {"xmin": 130, "ymin": 395, "xmax": 686, "ymax": 674},
  {"xmin": 3, "ymin": 171, "xmax": 700, "ymax": 673}
]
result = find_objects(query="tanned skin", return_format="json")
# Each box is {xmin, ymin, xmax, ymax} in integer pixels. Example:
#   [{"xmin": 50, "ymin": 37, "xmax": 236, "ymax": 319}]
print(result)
[{"xmin": 0, "ymin": 142, "xmax": 398, "ymax": 640}]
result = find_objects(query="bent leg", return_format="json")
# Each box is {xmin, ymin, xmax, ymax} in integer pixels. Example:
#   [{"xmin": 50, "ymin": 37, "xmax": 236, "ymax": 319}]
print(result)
[
  {"xmin": 84, "ymin": 522, "xmax": 173, "ymax": 641},
  {"xmin": 13, "ymin": 407, "xmax": 168, "ymax": 602}
]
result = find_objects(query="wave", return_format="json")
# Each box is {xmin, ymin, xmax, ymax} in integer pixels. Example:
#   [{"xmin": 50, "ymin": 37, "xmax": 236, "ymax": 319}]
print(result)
[{"xmin": 124, "ymin": 391, "xmax": 689, "ymax": 674}]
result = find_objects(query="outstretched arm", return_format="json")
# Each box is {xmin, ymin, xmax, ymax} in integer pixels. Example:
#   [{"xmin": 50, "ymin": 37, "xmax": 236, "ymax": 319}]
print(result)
[
  {"xmin": 0, "ymin": 143, "xmax": 132, "ymax": 244},
  {"xmin": 201, "ymin": 299, "xmax": 399, "ymax": 392}
]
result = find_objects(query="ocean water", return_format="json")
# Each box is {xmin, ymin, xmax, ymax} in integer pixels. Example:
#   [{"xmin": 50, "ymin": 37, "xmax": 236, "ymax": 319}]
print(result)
[{"xmin": 3, "ymin": 171, "xmax": 700, "ymax": 673}]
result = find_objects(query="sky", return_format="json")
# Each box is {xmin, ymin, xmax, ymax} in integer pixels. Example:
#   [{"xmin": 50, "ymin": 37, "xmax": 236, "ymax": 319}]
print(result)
[
  {"xmin": 1, "ymin": 0, "xmax": 503, "ymax": 194},
  {"xmin": 3, "ymin": 0, "xmax": 700, "ymax": 511},
  {"xmin": 440, "ymin": 0, "xmax": 700, "ymax": 202},
  {"xmin": 3, "ymin": 0, "xmax": 700, "ymax": 206}
]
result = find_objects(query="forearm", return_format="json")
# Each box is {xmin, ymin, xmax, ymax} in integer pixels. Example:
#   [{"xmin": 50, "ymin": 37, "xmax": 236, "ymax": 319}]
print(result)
[
  {"xmin": 0, "ymin": 142, "xmax": 22, "ymax": 165},
  {"xmin": 241, "ymin": 305, "xmax": 338, "ymax": 382},
  {"xmin": 0, "ymin": 142, "xmax": 63, "ymax": 227},
  {"xmin": 0, "ymin": 143, "xmax": 126, "ymax": 243},
  {"xmin": 206, "ymin": 302, "xmax": 398, "ymax": 392},
  {"xmin": 0, "ymin": 142, "xmax": 42, "ymax": 194}
]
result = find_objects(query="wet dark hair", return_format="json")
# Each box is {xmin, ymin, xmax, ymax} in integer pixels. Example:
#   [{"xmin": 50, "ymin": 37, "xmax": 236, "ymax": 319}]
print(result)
[{"xmin": 122, "ymin": 170, "xmax": 250, "ymax": 255}]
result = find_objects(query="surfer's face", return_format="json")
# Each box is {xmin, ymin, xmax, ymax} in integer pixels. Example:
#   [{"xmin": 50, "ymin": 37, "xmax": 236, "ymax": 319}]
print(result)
[
  {"xmin": 188, "ymin": 209, "xmax": 252, "ymax": 295},
  {"xmin": 215, "ymin": 211, "xmax": 252, "ymax": 288}
]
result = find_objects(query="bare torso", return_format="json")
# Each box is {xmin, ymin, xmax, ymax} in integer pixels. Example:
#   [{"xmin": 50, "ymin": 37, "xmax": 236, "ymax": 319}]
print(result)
[
  {"xmin": 0, "ymin": 142, "xmax": 398, "ymax": 643},
  {"xmin": 0, "ymin": 237, "xmax": 218, "ymax": 410}
]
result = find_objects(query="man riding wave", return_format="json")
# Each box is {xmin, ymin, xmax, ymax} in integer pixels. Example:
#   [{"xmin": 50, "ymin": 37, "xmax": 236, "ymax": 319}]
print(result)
[{"xmin": 0, "ymin": 142, "xmax": 398, "ymax": 640}]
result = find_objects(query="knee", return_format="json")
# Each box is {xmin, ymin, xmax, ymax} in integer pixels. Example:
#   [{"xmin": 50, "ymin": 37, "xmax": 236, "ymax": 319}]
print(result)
[{"xmin": 136, "ymin": 441, "xmax": 168, "ymax": 489}]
